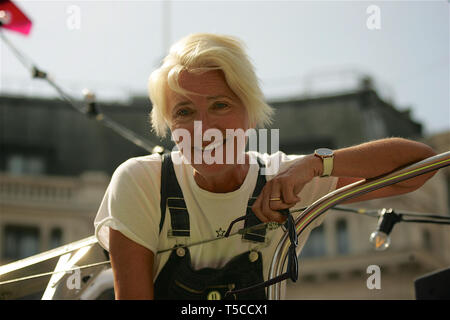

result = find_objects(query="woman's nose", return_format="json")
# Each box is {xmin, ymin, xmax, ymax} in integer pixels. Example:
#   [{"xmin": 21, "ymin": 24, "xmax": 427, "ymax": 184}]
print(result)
[
  {"xmin": 194, "ymin": 112, "xmax": 215, "ymax": 134},
  {"xmin": 192, "ymin": 113, "xmax": 223, "ymax": 148}
]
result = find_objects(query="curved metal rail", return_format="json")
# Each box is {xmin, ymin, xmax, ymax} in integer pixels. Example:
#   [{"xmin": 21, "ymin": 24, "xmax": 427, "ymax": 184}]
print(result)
[{"xmin": 267, "ymin": 151, "xmax": 450, "ymax": 300}]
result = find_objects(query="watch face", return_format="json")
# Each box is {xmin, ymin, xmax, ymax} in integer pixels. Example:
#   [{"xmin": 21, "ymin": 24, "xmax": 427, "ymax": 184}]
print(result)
[{"xmin": 316, "ymin": 148, "xmax": 333, "ymax": 156}]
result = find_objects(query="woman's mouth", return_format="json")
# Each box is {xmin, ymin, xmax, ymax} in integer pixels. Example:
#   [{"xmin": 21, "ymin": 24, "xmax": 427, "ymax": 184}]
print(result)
[{"xmin": 193, "ymin": 138, "xmax": 227, "ymax": 152}]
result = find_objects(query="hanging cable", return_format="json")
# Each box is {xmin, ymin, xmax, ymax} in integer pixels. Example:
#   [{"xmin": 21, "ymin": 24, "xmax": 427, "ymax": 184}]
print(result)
[{"xmin": 0, "ymin": 30, "xmax": 164, "ymax": 154}]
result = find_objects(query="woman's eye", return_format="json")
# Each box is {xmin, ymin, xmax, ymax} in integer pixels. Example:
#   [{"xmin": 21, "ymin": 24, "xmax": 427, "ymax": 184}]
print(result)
[
  {"xmin": 213, "ymin": 102, "xmax": 229, "ymax": 109},
  {"xmin": 175, "ymin": 108, "xmax": 192, "ymax": 117}
]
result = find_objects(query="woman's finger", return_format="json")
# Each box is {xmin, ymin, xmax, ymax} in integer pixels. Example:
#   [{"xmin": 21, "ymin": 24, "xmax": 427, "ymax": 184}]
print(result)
[
  {"xmin": 281, "ymin": 179, "xmax": 301, "ymax": 204},
  {"xmin": 268, "ymin": 179, "xmax": 283, "ymax": 210},
  {"xmin": 267, "ymin": 179, "xmax": 293, "ymax": 212},
  {"xmin": 261, "ymin": 183, "xmax": 286, "ymax": 223}
]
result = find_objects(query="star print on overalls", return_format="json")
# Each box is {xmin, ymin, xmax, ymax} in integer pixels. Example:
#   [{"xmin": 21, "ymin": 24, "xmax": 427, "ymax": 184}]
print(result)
[{"xmin": 216, "ymin": 227, "xmax": 226, "ymax": 237}]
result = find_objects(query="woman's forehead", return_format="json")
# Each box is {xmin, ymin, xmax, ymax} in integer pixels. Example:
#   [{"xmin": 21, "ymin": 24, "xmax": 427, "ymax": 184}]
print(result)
[{"xmin": 168, "ymin": 69, "xmax": 237, "ymax": 100}]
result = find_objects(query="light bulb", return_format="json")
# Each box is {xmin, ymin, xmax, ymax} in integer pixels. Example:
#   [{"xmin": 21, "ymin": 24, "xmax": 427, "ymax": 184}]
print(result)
[
  {"xmin": 369, "ymin": 230, "xmax": 390, "ymax": 251},
  {"xmin": 152, "ymin": 145, "xmax": 165, "ymax": 154},
  {"xmin": 82, "ymin": 88, "xmax": 96, "ymax": 102}
]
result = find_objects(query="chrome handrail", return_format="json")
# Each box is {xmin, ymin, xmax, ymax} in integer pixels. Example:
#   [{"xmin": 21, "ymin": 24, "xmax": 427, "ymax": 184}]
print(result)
[{"xmin": 267, "ymin": 151, "xmax": 450, "ymax": 300}]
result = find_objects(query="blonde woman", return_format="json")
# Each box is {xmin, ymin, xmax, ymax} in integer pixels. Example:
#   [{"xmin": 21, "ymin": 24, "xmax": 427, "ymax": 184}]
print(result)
[{"xmin": 94, "ymin": 33, "xmax": 436, "ymax": 300}]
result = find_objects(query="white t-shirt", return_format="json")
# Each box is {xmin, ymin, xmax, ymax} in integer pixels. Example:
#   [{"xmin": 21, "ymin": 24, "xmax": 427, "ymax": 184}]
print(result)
[{"xmin": 94, "ymin": 151, "xmax": 338, "ymax": 298}]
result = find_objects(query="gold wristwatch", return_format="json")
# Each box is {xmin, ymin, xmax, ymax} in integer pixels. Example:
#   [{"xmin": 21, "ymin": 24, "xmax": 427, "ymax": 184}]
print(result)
[{"xmin": 314, "ymin": 148, "xmax": 334, "ymax": 177}]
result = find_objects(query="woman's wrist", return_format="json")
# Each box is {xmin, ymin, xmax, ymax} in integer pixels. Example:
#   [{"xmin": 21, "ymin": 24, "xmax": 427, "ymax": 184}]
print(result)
[{"xmin": 306, "ymin": 153, "xmax": 324, "ymax": 177}]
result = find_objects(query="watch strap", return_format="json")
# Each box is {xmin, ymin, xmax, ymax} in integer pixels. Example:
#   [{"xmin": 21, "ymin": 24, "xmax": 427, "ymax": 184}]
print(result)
[{"xmin": 322, "ymin": 156, "xmax": 333, "ymax": 177}]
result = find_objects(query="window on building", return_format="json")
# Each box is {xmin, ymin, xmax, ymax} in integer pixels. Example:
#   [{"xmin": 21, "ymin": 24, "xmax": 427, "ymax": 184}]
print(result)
[
  {"xmin": 336, "ymin": 219, "xmax": 350, "ymax": 255},
  {"xmin": 49, "ymin": 228, "xmax": 63, "ymax": 249},
  {"xmin": 6, "ymin": 154, "xmax": 45, "ymax": 175},
  {"xmin": 299, "ymin": 225, "xmax": 326, "ymax": 258},
  {"xmin": 422, "ymin": 229, "xmax": 432, "ymax": 251},
  {"xmin": 6, "ymin": 155, "xmax": 25, "ymax": 174},
  {"xmin": 3, "ymin": 225, "xmax": 40, "ymax": 260}
]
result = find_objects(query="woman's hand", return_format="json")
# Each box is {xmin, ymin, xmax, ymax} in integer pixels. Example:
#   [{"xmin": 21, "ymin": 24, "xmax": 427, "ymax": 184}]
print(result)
[{"xmin": 251, "ymin": 154, "xmax": 321, "ymax": 223}]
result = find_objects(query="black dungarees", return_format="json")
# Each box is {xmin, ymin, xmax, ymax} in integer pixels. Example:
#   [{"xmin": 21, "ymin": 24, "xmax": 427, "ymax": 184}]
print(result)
[{"xmin": 153, "ymin": 153, "xmax": 268, "ymax": 300}]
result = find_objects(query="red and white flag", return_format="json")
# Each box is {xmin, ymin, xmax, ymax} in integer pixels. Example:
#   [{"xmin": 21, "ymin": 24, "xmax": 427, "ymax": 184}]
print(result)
[{"xmin": 0, "ymin": 0, "xmax": 32, "ymax": 35}]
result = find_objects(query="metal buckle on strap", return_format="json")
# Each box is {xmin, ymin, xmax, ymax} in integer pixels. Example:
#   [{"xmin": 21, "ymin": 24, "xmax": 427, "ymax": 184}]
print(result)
[
  {"xmin": 166, "ymin": 197, "xmax": 191, "ymax": 238},
  {"xmin": 167, "ymin": 229, "xmax": 191, "ymax": 237}
]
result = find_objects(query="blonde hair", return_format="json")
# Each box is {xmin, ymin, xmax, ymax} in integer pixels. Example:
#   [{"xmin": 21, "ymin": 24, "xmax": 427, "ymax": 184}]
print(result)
[{"xmin": 148, "ymin": 33, "xmax": 274, "ymax": 137}]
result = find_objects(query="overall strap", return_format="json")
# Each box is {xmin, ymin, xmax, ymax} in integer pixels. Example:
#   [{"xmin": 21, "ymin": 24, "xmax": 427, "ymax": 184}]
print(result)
[
  {"xmin": 159, "ymin": 153, "xmax": 268, "ymax": 242},
  {"xmin": 243, "ymin": 156, "xmax": 267, "ymax": 243},
  {"xmin": 159, "ymin": 153, "xmax": 190, "ymax": 237}
]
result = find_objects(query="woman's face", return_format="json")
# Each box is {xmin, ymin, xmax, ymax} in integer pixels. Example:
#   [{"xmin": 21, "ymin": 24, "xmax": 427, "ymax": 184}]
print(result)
[{"xmin": 166, "ymin": 69, "xmax": 251, "ymax": 175}]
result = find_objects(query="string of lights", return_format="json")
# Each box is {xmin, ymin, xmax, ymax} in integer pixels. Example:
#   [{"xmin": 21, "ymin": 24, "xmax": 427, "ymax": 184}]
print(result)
[{"xmin": 0, "ymin": 30, "xmax": 164, "ymax": 155}]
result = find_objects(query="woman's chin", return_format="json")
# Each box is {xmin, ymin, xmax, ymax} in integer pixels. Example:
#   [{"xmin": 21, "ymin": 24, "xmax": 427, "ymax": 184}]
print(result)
[{"xmin": 187, "ymin": 148, "xmax": 247, "ymax": 174}]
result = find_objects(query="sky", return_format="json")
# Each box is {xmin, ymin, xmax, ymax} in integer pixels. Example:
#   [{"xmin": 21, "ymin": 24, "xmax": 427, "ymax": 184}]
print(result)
[{"xmin": 1, "ymin": 0, "xmax": 449, "ymax": 135}]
